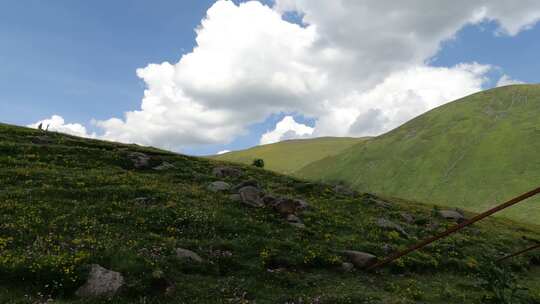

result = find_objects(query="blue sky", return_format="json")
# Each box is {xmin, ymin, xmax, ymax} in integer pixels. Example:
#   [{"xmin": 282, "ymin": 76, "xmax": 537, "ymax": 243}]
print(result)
[{"xmin": 1, "ymin": 1, "xmax": 539, "ymax": 155}]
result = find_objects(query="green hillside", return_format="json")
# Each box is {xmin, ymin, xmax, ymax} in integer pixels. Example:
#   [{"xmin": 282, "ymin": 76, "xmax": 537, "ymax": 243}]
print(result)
[
  {"xmin": 298, "ymin": 84, "xmax": 540, "ymax": 224},
  {"xmin": 1, "ymin": 123, "xmax": 539, "ymax": 303},
  {"xmin": 213, "ymin": 137, "xmax": 367, "ymax": 174}
]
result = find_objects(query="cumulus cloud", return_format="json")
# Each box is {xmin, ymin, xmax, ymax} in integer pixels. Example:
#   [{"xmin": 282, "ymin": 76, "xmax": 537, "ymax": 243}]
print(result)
[
  {"xmin": 217, "ymin": 150, "xmax": 230, "ymax": 155},
  {"xmin": 28, "ymin": 115, "xmax": 94, "ymax": 138},
  {"xmin": 40, "ymin": 0, "xmax": 540, "ymax": 151},
  {"xmin": 496, "ymin": 74, "xmax": 525, "ymax": 87},
  {"xmin": 260, "ymin": 116, "xmax": 314, "ymax": 144}
]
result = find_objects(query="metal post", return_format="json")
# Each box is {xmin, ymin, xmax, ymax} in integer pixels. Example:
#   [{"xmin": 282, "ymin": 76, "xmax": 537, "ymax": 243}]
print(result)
[{"xmin": 368, "ymin": 186, "xmax": 540, "ymax": 270}]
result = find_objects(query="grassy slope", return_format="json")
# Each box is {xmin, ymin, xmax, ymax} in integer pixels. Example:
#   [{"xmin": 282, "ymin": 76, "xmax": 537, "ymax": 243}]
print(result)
[
  {"xmin": 0, "ymin": 123, "xmax": 539, "ymax": 303},
  {"xmin": 298, "ymin": 85, "xmax": 540, "ymax": 224},
  {"xmin": 212, "ymin": 137, "xmax": 367, "ymax": 175}
]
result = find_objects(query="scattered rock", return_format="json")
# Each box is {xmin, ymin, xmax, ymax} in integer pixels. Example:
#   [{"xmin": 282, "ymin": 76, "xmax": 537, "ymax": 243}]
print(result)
[
  {"xmin": 376, "ymin": 218, "xmax": 408, "ymax": 237},
  {"xmin": 128, "ymin": 152, "xmax": 151, "ymax": 169},
  {"xmin": 207, "ymin": 181, "xmax": 231, "ymax": 192},
  {"xmin": 176, "ymin": 248, "xmax": 203, "ymax": 263},
  {"xmin": 294, "ymin": 199, "xmax": 310, "ymax": 211},
  {"xmin": 400, "ymin": 212, "xmax": 414, "ymax": 224},
  {"xmin": 381, "ymin": 243, "xmax": 395, "ymax": 255},
  {"xmin": 133, "ymin": 197, "xmax": 157, "ymax": 206},
  {"xmin": 289, "ymin": 222, "xmax": 306, "ymax": 229},
  {"xmin": 153, "ymin": 162, "xmax": 175, "ymax": 171},
  {"xmin": 334, "ymin": 185, "xmax": 357, "ymax": 197},
  {"xmin": 151, "ymin": 270, "xmax": 175, "ymax": 296},
  {"xmin": 232, "ymin": 180, "xmax": 260, "ymax": 192},
  {"xmin": 439, "ymin": 210, "xmax": 466, "ymax": 222},
  {"xmin": 342, "ymin": 250, "xmax": 378, "ymax": 269},
  {"xmin": 76, "ymin": 264, "xmax": 124, "ymax": 298},
  {"xmin": 273, "ymin": 198, "xmax": 299, "ymax": 215},
  {"xmin": 363, "ymin": 193, "xmax": 392, "ymax": 208},
  {"xmin": 262, "ymin": 195, "xmax": 278, "ymax": 206},
  {"xmin": 229, "ymin": 194, "xmax": 241, "ymax": 202},
  {"xmin": 286, "ymin": 214, "xmax": 302, "ymax": 223},
  {"xmin": 341, "ymin": 262, "xmax": 355, "ymax": 272},
  {"xmin": 238, "ymin": 186, "xmax": 264, "ymax": 207},
  {"xmin": 211, "ymin": 250, "xmax": 233, "ymax": 258},
  {"xmin": 212, "ymin": 166, "xmax": 242, "ymax": 178}
]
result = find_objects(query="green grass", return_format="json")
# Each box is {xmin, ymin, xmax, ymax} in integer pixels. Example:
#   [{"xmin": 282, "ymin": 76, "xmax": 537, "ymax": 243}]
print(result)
[
  {"xmin": 298, "ymin": 84, "xmax": 540, "ymax": 224},
  {"xmin": 0, "ymin": 123, "xmax": 539, "ymax": 303},
  {"xmin": 212, "ymin": 137, "xmax": 367, "ymax": 175}
]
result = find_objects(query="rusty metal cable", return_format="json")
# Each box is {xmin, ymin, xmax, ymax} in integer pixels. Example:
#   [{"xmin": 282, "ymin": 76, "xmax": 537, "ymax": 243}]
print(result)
[
  {"xmin": 496, "ymin": 243, "xmax": 540, "ymax": 263},
  {"xmin": 368, "ymin": 186, "xmax": 540, "ymax": 270}
]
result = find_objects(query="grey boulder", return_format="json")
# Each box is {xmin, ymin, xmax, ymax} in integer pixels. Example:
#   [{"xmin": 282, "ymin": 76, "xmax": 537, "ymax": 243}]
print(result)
[
  {"xmin": 153, "ymin": 162, "xmax": 175, "ymax": 171},
  {"xmin": 439, "ymin": 210, "xmax": 465, "ymax": 222},
  {"xmin": 238, "ymin": 186, "xmax": 264, "ymax": 207},
  {"xmin": 76, "ymin": 264, "xmax": 124, "ymax": 298},
  {"xmin": 342, "ymin": 250, "xmax": 378, "ymax": 269},
  {"xmin": 176, "ymin": 248, "xmax": 203, "ymax": 263},
  {"xmin": 207, "ymin": 181, "xmax": 231, "ymax": 192},
  {"xmin": 212, "ymin": 166, "xmax": 242, "ymax": 178},
  {"xmin": 376, "ymin": 218, "xmax": 408, "ymax": 237},
  {"xmin": 128, "ymin": 152, "xmax": 151, "ymax": 169}
]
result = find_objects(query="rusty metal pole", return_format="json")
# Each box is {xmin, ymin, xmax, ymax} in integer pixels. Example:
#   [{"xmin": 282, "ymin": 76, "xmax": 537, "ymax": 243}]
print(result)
[
  {"xmin": 368, "ymin": 186, "xmax": 540, "ymax": 270},
  {"xmin": 496, "ymin": 243, "xmax": 540, "ymax": 263}
]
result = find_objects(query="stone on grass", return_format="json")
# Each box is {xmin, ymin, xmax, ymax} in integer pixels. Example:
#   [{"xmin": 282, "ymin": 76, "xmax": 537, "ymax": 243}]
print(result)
[
  {"xmin": 207, "ymin": 181, "xmax": 231, "ymax": 192},
  {"xmin": 76, "ymin": 264, "xmax": 124, "ymax": 298},
  {"xmin": 286, "ymin": 214, "xmax": 302, "ymax": 223},
  {"xmin": 273, "ymin": 198, "xmax": 299, "ymax": 215},
  {"xmin": 376, "ymin": 218, "xmax": 408, "ymax": 237},
  {"xmin": 229, "ymin": 194, "xmax": 241, "ymax": 202},
  {"xmin": 334, "ymin": 185, "xmax": 357, "ymax": 197},
  {"xmin": 342, "ymin": 250, "xmax": 378, "ymax": 269},
  {"xmin": 294, "ymin": 199, "xmax": 310, "ymax": 211},
  {"xmin": 232, "ymin": 180, "xmax": 260, "ymax": 192},
  {"xmin": 364, "ymin": 193, "xmax": 392, "ymax": 208},
  {"xmin": 176, "ymin": 248, "xmax": 203, "ymax": 263},
  {"xmin": 133, "ymin": 197, "xmax": 157, "ymax": 206},
  {"xmin": 399, "ymin": 212, "xmax": 414, "ymax": 224},
  {"xmin": 212, "ymin": 166, "xmax": 242, "ymax": 178},
  {"xmin": 262, "ymin": 195, "xmax": 278, "ymax": 206},
  {"xmin": 153, "ymin": 162, "xmax": 175, "ymax": 171},
  {"xmin": 238, "ymin": 186, "xmax": 264, "ymax": 207},
  {"xmin": 289, "ymin": 222, "xmax": 306, "ymax": 229},
  {"xmin": 341, "ymin": 262, "xmax": 355, "ymax": 272},
  {"xmin": 128, "ymin": 152, "xmax": 151, "ymax": 169},
  {"xmin": 439, "ymin": 210, "xmax": 465, "ymax": 222}
]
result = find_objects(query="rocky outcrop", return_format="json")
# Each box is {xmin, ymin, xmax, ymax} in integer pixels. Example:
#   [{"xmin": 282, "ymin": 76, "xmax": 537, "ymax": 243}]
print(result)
[{"xmin": 76, "ymin": 264, "xmax": 124, "ymax": 298}]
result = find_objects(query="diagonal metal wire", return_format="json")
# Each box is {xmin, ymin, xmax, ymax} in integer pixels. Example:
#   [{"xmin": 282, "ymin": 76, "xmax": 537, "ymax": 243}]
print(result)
[
  {"xmin": 368, "ymin": 186, "xmax": 540, "ymax": 270},
  {"xmin": 496, "ymin": 243, "xmax": 540, "ymax": 263}
]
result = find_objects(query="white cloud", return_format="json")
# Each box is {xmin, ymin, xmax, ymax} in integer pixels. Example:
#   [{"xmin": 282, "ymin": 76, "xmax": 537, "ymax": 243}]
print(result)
[
  {"xmin": 260, "ymin": 116, "xmax": 314, "ymax": 144},
  {"xmin": 217, "ymin": 149, "xmax": 230, "ymax": 155},
  {"xmin": 318, "ymin": 63, "xmax": 491, "ymax": 137},
  {"xmin": 39, "ymin": 0, "xmax": 540, "ymax": 151},
  {"xmin": 28, "ymin": 115, "xmax": 94, "ymax": 138},
  {"xmin": 496, "ymin": 74, "xmax": 525, "ymax": 87}
]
